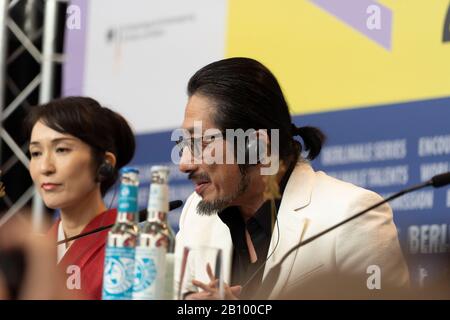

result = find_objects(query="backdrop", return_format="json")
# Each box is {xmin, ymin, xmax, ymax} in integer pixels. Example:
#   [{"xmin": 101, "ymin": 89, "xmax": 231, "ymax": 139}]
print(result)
[{"xmin": 62, "ymin": 0, "xmax": 450, "ymax": 288}]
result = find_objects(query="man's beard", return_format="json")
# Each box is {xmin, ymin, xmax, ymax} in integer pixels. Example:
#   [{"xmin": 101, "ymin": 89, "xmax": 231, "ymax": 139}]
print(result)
[{"xmin": 196, "ymin": 171, "xmax": 250, "ymax": 216}]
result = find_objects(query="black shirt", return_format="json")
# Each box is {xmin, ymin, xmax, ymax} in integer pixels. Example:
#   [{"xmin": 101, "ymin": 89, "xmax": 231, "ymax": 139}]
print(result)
[{"xmin": 217, "ymin": 162, "xmax": 295, "ymax": 296}]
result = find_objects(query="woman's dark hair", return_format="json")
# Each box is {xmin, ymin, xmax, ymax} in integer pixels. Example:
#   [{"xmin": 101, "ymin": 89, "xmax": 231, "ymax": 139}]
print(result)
[
  {"xmin": 24, "ymin": 96, "xmax": 135, "ymax": 195},
  {"xmin": 187, "ymin": 57, "xmax": 326, "ymax": 167}
]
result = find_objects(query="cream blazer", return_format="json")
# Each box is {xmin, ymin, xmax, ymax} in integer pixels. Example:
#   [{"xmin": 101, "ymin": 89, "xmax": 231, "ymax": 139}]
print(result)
[{"xmin": 174, "ymin": 162, "xmax": 410, "ymax": 299}]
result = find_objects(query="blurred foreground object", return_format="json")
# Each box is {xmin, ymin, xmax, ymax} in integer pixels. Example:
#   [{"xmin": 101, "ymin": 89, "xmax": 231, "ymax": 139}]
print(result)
[{"xmin": 0, "ymin": 213, "xmax": 81, "ymax": 300}]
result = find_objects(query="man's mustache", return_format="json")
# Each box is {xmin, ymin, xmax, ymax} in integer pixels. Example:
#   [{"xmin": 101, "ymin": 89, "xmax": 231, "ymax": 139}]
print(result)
[{"xmin": 188, "ymin": 172, "xmax": 211, "ymax": 182}]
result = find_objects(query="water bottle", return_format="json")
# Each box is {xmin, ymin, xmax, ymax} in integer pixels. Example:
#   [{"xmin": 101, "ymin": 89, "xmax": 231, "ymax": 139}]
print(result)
[
  {"xmin": 102, "ymin": 167, "xmax": 139, "ymax": 300},
  {"xmin": 133, "ymin": 166, "xmax": 175, "ymax": 299}
]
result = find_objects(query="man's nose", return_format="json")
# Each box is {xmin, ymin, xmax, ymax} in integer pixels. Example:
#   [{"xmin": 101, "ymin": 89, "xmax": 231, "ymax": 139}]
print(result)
[{"xmin": 179, "ymin": 146, "xmax": 198, "ymax": 173}]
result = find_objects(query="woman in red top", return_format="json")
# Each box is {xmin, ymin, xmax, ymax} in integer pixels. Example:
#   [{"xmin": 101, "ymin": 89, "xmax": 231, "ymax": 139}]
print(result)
[{"xmin": 25, "ymin": 96, "xmax": 135, "ymax": 299}]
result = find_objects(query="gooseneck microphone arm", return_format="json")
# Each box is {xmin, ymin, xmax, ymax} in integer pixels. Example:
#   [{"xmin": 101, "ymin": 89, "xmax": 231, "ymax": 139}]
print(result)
[
  {"xmin": 255, "ymin": 172, "xmax": 450, "ymax": 299},
  {"xmin": 56, "ymin": 200, "xmax": 183, "ymax": 246}
]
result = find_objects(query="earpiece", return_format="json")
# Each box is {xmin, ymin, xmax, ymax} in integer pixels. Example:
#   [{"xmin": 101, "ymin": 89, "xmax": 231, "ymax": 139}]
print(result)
[
  {"xmin": 245, "ymin": 136, "xmax": 266, "ymax": 165},
  {"xmin": 96, "ymin": 160, "xmax": 115, "ymax": 183}
]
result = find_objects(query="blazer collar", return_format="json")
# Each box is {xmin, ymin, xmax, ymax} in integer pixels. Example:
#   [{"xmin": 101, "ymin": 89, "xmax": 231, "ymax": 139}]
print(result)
[
  {"xmin": 280, "ymin": 160, "xmax": 315, "ymax": 212},
  {"xmin": 260, "ymin": 160, "xmax": 316, "ymax": 298}
]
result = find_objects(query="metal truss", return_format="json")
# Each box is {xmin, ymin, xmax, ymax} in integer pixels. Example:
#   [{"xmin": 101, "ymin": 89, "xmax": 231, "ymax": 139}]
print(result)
[{"xmin": 0, "ymin": 0, "xmax": 62, "ymax": 231}]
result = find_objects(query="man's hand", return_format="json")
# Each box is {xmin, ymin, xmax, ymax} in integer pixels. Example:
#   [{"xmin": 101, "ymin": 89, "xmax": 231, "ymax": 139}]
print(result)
[{"xmin": 185, "ymin": 263, "xmax": 241, "ymax": 300}]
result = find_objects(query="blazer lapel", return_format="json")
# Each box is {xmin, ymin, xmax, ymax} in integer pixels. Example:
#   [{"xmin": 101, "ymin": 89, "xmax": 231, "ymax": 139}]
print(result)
[{"xmin": 262, "ymin": 161, "xmax": 316, "ymax": 298}]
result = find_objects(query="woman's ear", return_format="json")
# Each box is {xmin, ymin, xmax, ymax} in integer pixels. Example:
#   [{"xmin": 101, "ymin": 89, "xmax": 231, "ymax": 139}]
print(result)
[{"xmin": 104, "ymin": 151, "xmax": 117, "ymax": 168}]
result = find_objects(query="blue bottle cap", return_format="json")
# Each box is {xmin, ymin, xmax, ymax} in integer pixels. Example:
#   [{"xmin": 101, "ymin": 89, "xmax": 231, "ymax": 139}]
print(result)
[{"xmin": 120, "ymin": 167, "xmax": 139, "ymax": 175}]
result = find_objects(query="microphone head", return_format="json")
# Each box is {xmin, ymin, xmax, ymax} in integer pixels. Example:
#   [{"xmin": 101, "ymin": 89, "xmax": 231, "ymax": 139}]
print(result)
[
  {"xmin": 169, "ymin": 200, "xmax": 183, "ymax": 211},
  {"xmin": 431, "ymin": 172, "xmax": 450, "ymax": 188}
]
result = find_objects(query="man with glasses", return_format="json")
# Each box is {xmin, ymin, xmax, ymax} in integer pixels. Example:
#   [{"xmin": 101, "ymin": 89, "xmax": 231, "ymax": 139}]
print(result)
[{"xmin": 174, "ymin": 57, "xmax": 410, "ymax": 299}]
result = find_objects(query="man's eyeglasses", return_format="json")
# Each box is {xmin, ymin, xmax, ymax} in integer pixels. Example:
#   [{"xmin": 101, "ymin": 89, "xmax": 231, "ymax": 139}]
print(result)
[{"xmin": 175, "ymin": 132, "xmax": 223, "ymax": 158}]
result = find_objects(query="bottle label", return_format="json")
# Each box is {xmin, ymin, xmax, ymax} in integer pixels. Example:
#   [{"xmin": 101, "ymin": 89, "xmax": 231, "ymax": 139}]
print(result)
[
  {"xmin": 102, "ymin": 247, "xmax": 135, "ymax": 300},
  {"xmin": 164, "ymin": 253, "xmax": 175, "ymax": 300},
  {"xmin": 118, "ymin": 184, "xmax": 138, "ymax": 213},
  {"xmin": 148, "ymin": 184, "xmax": 169, "ymax": 213},
  {"xmin": 132, "ymin": 246, "xmax": 166, "ymax": 300}
]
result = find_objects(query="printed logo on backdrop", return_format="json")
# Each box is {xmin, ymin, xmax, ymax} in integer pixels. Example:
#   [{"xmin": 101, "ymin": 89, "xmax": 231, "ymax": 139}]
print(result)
[
  {"xmin": 227, "ymin": 1, "xmax": 450, "ymax": 114},
  {"xmin": 309, "ymin": 0, "xmax": 393, "ymax": 50},
  {"xmin": 309, "ymin": 1, "xmax": 450, "ymax": 51},
  {"xmin": 105, "ymin": 15, "xmax": 195, "ymax": 44},
  {"xmin": 408, "ymin": 224, "xmax": 450, "ymax": 255}
]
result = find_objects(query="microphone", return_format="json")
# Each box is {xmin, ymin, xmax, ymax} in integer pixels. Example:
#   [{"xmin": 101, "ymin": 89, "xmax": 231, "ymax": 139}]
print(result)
[
  {"xmin": 56, "ymin": 199, "xmax": 183, "ymax": 245},
  {"xmin": 253, "ymin": 172, "xmax": 450, "ymax": 299},
  {"xmin": 430, "ymin": 172, "xmax": 450, "ymax": 188}
]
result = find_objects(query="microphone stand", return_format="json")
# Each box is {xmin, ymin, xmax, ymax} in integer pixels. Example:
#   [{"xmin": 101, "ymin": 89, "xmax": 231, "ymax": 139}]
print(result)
[{"xmin": 56, "ymin": 200, "xmax": 183, "ymax": 245}]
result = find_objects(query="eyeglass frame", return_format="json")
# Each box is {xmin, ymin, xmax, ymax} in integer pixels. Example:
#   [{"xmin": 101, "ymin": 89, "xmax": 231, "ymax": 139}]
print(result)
[{"xmin": 175, "ymin": 130, "xmax": 224, "ymax": 159}]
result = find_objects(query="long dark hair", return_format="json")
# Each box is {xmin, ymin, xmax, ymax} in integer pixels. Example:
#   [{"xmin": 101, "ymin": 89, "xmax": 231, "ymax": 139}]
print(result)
[
  {"xmin": 24, "ymin": 96, "xmax": 135, "ymax": 195},
  {"xmin": 187, "ymin": 57, "xmax": 325, "ymax": 167}
]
